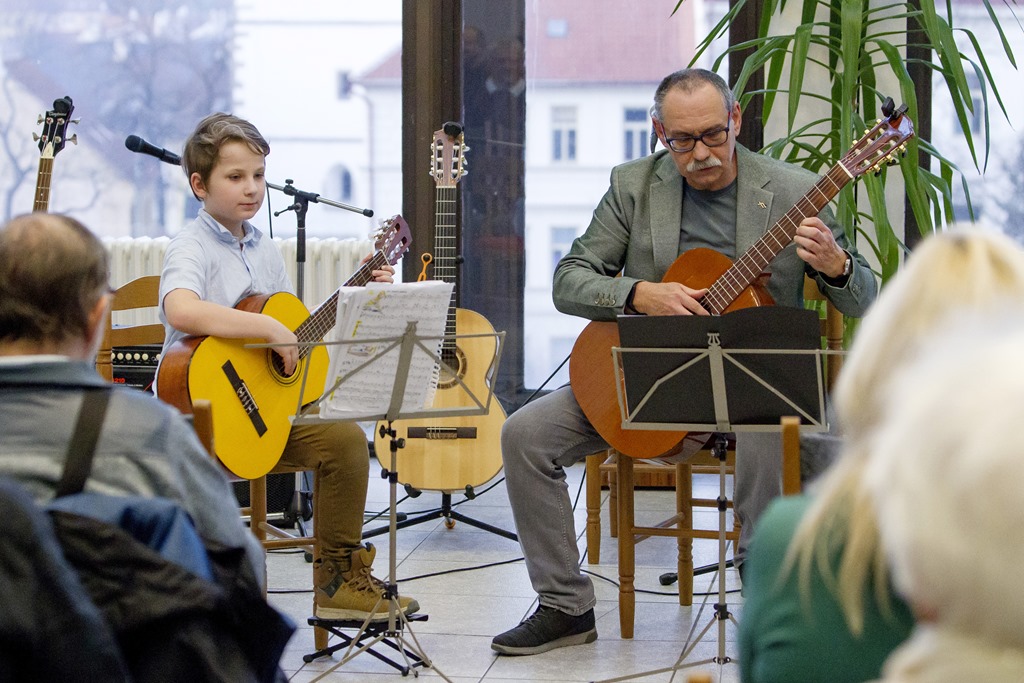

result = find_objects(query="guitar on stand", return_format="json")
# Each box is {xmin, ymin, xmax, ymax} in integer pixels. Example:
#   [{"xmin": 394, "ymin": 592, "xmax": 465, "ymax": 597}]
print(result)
[
  {"xmin": 157, "ymin": 216, "xmax": 412, "ymax": 480},
  {"xmin": 370, "ymin": 122, "xmax": 511, "ymax": 539},
  {"xmin": 32, "ymin": 96, "xmax": 77, "ymax": 212},
  {"xmin": 570, "ymin": 100, "xmax": 915, "ymax": 460}
]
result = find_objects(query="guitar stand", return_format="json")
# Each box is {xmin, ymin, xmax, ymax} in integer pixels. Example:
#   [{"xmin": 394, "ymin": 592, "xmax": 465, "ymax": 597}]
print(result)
[
  {"xmin": 303, "ymin": 613, "xmax": 430, "ymax": 675},
  {"xmin": 362, "ymin": 488, "xmax": 518, "ymax": 542}
]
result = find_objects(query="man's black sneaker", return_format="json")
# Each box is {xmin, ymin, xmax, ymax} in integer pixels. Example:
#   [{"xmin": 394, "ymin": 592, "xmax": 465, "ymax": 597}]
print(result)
[{"xmin": 491, "ymin": 605, "xmax": 597, "ymax": 656}]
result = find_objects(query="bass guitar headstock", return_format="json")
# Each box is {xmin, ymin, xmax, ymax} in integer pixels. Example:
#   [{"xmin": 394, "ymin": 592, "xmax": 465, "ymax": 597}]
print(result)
[{"xmin": 34, "ymin": 96, "xmax": 78, "ymax": 160}]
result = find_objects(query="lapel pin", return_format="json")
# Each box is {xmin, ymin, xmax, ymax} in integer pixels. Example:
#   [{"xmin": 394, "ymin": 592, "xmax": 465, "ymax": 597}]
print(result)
[{"xmin": 757, "ymin": 201, "xmax": 767, "ymax": 210}]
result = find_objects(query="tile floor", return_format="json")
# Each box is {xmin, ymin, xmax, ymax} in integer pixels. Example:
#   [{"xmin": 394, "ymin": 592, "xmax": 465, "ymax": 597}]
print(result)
[{"xmin": 267, "ymin": 457, "xmax": 743, "ymax": 682}]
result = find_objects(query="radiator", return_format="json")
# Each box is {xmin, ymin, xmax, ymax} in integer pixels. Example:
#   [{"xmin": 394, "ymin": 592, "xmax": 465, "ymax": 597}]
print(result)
[{"xmin": 104, "ymin": 236, "xmax": 375, "ymax": 328}]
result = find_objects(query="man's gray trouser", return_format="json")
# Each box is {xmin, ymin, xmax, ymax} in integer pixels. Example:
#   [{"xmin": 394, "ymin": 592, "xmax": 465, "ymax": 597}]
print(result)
[{"xmin": 500, "ymin": 385, "xmax": 781, "ymax": 616}]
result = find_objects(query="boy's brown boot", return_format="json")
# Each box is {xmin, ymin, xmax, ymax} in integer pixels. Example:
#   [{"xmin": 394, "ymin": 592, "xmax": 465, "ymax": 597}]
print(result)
[{"xmin": 314, "ymin": 543, "xmax": 420, "ymax": 621}]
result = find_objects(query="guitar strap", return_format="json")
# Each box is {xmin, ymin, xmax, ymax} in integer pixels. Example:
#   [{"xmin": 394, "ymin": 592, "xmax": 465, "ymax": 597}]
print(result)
[{"xmin": 56, "ymin": 388, "xmax": 112, "ymax": 498}]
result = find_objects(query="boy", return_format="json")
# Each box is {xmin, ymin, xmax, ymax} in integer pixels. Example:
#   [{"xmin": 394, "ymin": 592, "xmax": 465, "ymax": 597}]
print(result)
[{"xmin": 157, "ymin": 112, "xmax": 417, "ymax": 621}]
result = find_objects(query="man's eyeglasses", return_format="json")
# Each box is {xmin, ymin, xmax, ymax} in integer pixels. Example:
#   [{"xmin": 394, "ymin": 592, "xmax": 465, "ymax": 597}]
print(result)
[{"xmin": 662, "ymin": 119, "xmax": 731, "ymax": 154}]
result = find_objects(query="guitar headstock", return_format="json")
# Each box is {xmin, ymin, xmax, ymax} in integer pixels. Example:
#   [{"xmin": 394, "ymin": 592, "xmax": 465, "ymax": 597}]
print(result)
[
  {"xmin": 840, "ymin": 98, "xmax": 915, "ymax": 178},
  {"xmin": 34, "ymin": 96, "xmax": 77, "ymax": 160},
  {"xmin": 373, "ymin": 215, "xmax": 413, "ymax": 266},
  {"xmin": 429, "ymin": 121, "xmax": 468, "ymax": 188}
]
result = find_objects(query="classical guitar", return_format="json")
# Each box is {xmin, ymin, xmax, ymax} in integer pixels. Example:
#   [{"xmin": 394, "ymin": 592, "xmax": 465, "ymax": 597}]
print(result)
[
  {"xmin": 33, "ymin": 96, "xmax": 77, "ymax": 212},
  {"xmin": 157, "ymin": 216, "xmax": 412, "ymax": 479},
  {"xmin": 570, "ymin": 102, "xmax": 915, "ymax": 459},
  {"xmin": 374, "ymin": 122, "xmax": 507, "ymax": 492}
]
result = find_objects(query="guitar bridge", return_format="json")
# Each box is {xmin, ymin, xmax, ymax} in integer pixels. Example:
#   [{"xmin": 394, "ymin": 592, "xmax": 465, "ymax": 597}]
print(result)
[
  {"xmin": 407, "ymin": 426, "xmax": 478, "ymax": 440},
  {"xmin": 221, "ymin": 360, "xmax": 268, "ymax": 437}
]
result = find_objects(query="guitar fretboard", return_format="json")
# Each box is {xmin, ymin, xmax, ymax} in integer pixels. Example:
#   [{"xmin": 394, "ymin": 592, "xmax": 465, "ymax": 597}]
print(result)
[
  {"xmin": 435, "ymin": 184, "xmax": 458, "ymax": 348},
  {"xmin": 702, "ymin": 161, "xmax": 853, "ymax": 315},
  {"xmin": 33, "ymin": 157, "xmax": 53, "ymax": 213},
  {"xmin": 293, "ymin": 250, "xmax": 393, "ymax": 359}
]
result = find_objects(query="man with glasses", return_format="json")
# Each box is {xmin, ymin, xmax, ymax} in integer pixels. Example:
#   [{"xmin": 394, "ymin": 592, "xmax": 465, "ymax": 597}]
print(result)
[{"xmin": 492, "ymin": 68, "xmax": 876, "ymax": 655}]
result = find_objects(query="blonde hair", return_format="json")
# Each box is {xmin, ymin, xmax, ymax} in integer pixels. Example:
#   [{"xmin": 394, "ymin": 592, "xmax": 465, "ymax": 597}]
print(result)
[
  {"xmin": 866, "ymin": 315, "xmax": 1024, "ymax": 646},
  {"xmin": 784, "ymin": 227, "xmax": 1024, "ymax": 634}
]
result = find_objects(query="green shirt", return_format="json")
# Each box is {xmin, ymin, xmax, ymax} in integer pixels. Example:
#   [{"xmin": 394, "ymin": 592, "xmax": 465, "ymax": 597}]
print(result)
[{"xmin": 738, "ymin": 495, "xmax": 914, "ymax": 683}]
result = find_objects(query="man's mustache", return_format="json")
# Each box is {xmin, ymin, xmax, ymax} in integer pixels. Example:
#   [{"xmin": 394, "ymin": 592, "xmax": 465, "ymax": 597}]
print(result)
[{"xmin": 686, "ymin": 157, "xmax": 723, "ymax": 173}]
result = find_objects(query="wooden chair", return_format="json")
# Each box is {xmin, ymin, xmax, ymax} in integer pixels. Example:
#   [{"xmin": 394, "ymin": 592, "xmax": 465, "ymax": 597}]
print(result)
[
  {"xmin": 98, "ymin": 275, "xmax": 328, "ymax": 648},
  {"xmin": 96, "ymin": 275, "xmax": 163, "ymax": 382},
  {"xmin": 585, "ymin": 444, "xmax": 739, "ymax": 594},
  {"xmin": 585, "ymin": 275, "xmax": 844, "ymax": 638}
]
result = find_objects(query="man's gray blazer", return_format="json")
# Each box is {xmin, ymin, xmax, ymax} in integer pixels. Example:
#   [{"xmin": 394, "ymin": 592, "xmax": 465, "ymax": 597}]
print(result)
[{"xmin": 553, "ymin": 144, "xmax": 876, "ymax": 321}]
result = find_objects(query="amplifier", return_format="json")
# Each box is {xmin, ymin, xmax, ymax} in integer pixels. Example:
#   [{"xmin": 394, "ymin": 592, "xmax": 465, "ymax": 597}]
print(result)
[{"xmin": 112, "ymin": 344, "xmax": 162, "ymax": 392}]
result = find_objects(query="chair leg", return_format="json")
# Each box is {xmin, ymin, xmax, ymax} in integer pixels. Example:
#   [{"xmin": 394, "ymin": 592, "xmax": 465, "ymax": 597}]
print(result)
[
  {"xmin": 616, "ymin": 452, "xmax": 636, "ymax": 639},
  {"xmin": 609, "ymin": 458, "xmax": 619, "ymax": 538},
  {"xmin": 585, "ymin": 454, "xmax": 602, "ymax": 564},
  {"xmin": 250, "ymin": 476, "xmax": 268, "ymax": 542},
  {"xmin": 781, "ymin": 417, "xmax": 802, "ymax": 495},
  {"xmin": 676, "ymin": 463, "xmax": 695, "ymax": 606},
  {"xmin": 310, "ymin": 472, "xmax": 328, "ymax": 650}
]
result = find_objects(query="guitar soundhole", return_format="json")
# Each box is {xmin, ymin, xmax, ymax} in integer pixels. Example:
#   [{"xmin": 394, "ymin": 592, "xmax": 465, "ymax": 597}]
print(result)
[
  {"xmin": 268, "ymin": 351, "xmax": 299, "ymax": 386},
  {"xmin": 437, "ymin": 345, "xmax": 466, "ymax": 390}
]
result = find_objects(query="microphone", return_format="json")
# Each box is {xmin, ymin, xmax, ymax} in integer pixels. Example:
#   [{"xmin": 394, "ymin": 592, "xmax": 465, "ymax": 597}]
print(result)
[{"xmin": 124, "ymin": 135, "xmax": 181, "ymax": 165}]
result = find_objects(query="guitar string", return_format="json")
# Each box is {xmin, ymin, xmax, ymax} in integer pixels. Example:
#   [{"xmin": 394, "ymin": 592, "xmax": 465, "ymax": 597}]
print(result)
[{"xmin": 703, "ymin": 164, "xmax": 850, "ymax": 314}]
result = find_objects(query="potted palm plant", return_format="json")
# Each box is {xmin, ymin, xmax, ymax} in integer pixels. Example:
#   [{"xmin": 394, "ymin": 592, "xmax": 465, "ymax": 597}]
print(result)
[{"xmin": 678, "ymin": 0, "xmax": 1019, "ymax": 285}]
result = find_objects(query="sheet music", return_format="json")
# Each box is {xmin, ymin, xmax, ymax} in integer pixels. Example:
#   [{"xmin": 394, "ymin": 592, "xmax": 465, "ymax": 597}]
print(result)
[{"xmin": 320, "ymin": 280, "xmax": 453, "ymax": 421}]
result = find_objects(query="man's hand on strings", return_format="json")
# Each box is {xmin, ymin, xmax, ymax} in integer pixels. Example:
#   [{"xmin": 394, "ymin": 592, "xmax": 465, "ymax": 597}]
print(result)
[
  {"xmin": 631, "ymin": 281, "xmax": 709, "ymax": 316},
  {"xmin": 794, "ymin": 217, "xmax": 846, "ymax": 278}
]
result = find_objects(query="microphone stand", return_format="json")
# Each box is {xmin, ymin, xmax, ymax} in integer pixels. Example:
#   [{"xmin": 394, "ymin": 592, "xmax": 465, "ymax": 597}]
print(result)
[
  {"xmin": 267, "ymin": 179, "xmax": 374, "ymax": 538},
  {"xmin": 268, "ymin": 179, "xmax": 374, "ymax": 302}
]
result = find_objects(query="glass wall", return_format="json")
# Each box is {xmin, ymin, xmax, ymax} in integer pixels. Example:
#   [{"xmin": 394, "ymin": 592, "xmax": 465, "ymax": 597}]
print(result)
[
  {"xmin": 0, "ymin": 1, "xmax": 402, "ymax": 244},
  {"xmin": 460, "ymin": 0, "xmax": 731, "ymax": 400}
]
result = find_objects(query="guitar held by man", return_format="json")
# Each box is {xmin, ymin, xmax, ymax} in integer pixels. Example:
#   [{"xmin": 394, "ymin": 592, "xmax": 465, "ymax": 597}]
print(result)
[{"xmin": 569, "ymin": 99, "xmax": 914, "ymax": 459}]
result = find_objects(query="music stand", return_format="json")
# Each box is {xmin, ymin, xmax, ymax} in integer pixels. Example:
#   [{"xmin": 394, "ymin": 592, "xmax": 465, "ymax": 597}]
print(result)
[
  {"xmin": 594, "ymin": 306, "xmax": 825, "ymax": 682},
  {"xmin": 257, "ymin": 320, "xmax": 502, "ymax": 681}
]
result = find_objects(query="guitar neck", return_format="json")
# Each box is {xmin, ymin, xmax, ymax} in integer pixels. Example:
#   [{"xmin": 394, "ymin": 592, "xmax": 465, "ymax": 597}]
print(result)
[
  {"xmin": 703, "ymin": 162, "xmax": 852, "ymax": 314},
  {"xmin": 294, "ymin": 250, "xmax": 393, "ymax": 350},
  {"xmin": 435, "ymin": 184, "xmax": 459, "ymax": 346},
  {"xmin": 34, "ymin": 157, "xmax": 53, "ymax": 213}
]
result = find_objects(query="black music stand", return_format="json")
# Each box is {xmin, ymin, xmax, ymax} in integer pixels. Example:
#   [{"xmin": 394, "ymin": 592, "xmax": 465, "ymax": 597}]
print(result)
[{"xmin": 594, "ymin": 306, "xmax": 825, "ymax": 682}]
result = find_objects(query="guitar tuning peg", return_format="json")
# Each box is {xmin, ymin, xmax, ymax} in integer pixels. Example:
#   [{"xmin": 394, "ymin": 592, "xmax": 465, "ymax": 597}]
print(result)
[
  {"xmin": 69, "ymin": 134, "xmax": 78, "ymax": 146},
  {"xmin": 462, "ymin": 144, "xmax": 471, "ymax": 153},
  {"xmin": 461, "ymin": 169, "xmax": 469, "ymax": 177},
  {"xmin": 37, "ymin": 114, "xmax": 44, "ymax": 124},
  {"xmin": 32, "ymin": 133, "xmax": 40, "ymax": 142},
  {"xmin": 428, "ymin": 169, "xmax": 436, "ymax": 177},
  {"xmin": 71, "ymin": 118, "xmax": 81, "ymax": 125}
]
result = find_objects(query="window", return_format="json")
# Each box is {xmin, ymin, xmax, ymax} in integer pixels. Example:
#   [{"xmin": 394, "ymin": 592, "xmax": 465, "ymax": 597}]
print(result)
[
  {"xmin": 326, "ymin": 165, "xmax": 353, "ymax": 203},
  {"xmin": 0, "ymin": 3, "xmax": 402, "ymax": 240},
  {"xmin": 551, "ymin": 106, "xmax": 577, "ymax": 162},
  {"xmin": 551, "ymin": 226, "xmax": 579, "ymax": 271},
  {"xmin": 623, "ymin": 107, "xmax": 650, "ymax": 160}
]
